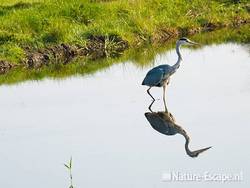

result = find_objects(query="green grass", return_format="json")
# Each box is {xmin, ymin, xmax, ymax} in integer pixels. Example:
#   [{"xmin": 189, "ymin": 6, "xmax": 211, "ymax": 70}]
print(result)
[
  {"xmin": 0, "ymin": 0, "xmax": 249, "ymax": 64},
  {"xmin": 0, "ymin": 25, "xmax": 249, "ymax": 86}
]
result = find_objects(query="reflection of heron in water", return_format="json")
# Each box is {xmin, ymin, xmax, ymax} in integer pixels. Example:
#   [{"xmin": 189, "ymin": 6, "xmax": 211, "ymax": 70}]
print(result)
[
  {"xmin": 145, "ymin": 105, "xmax": 211, "ymax": 157},
  {"xmin": 142, "ymin": 37, "xmax": 199, "ymax": 111}
]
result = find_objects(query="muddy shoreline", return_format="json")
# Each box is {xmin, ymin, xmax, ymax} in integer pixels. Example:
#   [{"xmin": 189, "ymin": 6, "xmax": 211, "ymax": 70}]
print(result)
[{"xmin": 0, "ymin": 20, "xmax": 249, "ymax": 75}]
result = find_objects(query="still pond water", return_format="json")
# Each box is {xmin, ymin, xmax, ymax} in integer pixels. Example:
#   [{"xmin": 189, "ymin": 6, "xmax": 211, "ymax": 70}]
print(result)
[{"xmin": 0, "ymin": 43, "xmax": 250, "ymax": 188}]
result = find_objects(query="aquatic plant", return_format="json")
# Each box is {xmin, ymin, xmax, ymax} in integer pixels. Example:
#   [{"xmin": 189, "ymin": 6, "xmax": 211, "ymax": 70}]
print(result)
[{"xmin": 64, "ymin": 157, "xmax": 74, "ymax": 188}]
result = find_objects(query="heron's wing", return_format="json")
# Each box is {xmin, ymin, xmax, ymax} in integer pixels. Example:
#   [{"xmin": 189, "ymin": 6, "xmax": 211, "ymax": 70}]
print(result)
[
  {"xmin": 157, "ymin": 64, "xmax": 173, "ymax": 76},
  {"xmin": 142, "ymin": 67, "xmax": 165, "ymax": 86},
  {"xmin": 145, "ymin": 112, "xmax": 177, "ymax": 135}
]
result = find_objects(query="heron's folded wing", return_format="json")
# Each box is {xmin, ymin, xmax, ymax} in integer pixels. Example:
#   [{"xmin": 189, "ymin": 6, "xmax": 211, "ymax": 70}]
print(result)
[{"xmin": 142, "ymin": 67, "xmax": 164, "ymax": 86}]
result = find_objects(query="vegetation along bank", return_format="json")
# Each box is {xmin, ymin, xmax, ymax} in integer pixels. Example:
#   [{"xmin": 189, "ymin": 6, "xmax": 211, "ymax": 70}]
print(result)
[{"xmin": 0, "ymin": 0, "xmax": 249, "ymax": 74}]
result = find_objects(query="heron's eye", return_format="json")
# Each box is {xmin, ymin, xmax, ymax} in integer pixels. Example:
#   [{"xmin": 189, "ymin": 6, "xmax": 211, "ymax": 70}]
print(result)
[{"xmin": 180, "ymin": 38, "xmax": 187, "ymax": 41}]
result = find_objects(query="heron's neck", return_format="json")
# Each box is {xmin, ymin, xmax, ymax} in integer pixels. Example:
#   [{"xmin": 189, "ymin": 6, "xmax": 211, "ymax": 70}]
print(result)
[
  {"xmin": 184, "ymin": 135, "xmax": 190, "ymax": 154},
  {"xmin": 172, "ymin": 43, "xmax": 182, "ymax": 70},
  {"xmin": 179, "ymin": 129, "xmax": 193, "ymax": 156},
  {"xmin": 179, "ymin": 127, "xmax": 211, "ymax": 157}
]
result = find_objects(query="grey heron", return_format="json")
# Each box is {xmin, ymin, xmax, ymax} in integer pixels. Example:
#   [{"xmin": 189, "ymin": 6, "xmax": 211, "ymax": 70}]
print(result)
[
  {"xmin": 145, "ymin": 109, "xmax": 211, "ymax": 158},
  {"xmin": 142, "ymin": 37, "xmax": 199, "ymax": 111}
]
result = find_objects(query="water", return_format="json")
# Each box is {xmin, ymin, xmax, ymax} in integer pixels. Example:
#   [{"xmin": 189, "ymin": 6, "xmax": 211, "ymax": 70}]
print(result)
[{"xmin": 0, "ymin": 43, "xmax": 249, "ymax": 188}]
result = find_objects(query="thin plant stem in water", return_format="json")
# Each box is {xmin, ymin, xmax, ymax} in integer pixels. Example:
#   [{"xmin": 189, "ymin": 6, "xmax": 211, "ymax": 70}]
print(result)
[{"xmin": 64, "ymin": 157, "xmax": 74, "ymax": 188}]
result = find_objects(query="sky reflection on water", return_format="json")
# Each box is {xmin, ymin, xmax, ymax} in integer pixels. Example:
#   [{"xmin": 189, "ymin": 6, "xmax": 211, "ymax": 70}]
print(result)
[{"xmin": 0, "ymin": 43, "xmax": 250, "ymax": 188}]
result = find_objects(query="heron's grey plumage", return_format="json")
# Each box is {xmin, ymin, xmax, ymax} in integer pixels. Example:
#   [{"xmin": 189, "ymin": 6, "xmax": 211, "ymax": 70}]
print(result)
[
  {"xmin": 141, "ymin": 64, "xmax": 173, "ymax": 87},
  {"xmin": 142, "ymin": 40, "xmax": 183, "ymax": 87},
  {"xmin": 142, "ymin": 37, "xmax": 198, "ymax": 111},
  {"xmin": 145, "ymin": 110, "xmax": 211, "ymax": 158}
]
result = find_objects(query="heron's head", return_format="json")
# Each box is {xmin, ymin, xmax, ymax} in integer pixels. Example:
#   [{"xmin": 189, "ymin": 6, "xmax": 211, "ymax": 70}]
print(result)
[
  {"xmin": 177, "ymin": 37, "xmax": 199, "ymax": 46},
  {"xmin": 186, "ymin": 146, "xmax": 212, "ymax": 158}
]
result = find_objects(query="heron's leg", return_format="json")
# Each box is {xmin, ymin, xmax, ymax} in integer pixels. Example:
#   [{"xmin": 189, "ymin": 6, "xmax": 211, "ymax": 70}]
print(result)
[
  {"xmin": 163, "ymin": 85, "xmax": 168, "ymax": 112},
  {"xmin": 147, "ymin": 87, "xmax": 155, "ymax": 101},
  {"xmin": 148, "ymin": 100, "xmax": 155, "ymax": 112}
]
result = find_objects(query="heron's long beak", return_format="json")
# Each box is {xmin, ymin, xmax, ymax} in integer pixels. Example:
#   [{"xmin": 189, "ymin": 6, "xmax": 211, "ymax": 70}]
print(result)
[
  {"xmin": 188, "ymin": 146, "xmax": 212, "ymax": 157},
  {"xmin": 188, "ymin": 40, "xmax": 200, "ymax": 45},
  {"xmin": 194, "ymin": 146, "xmax": 212, "ymax": 154}
]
